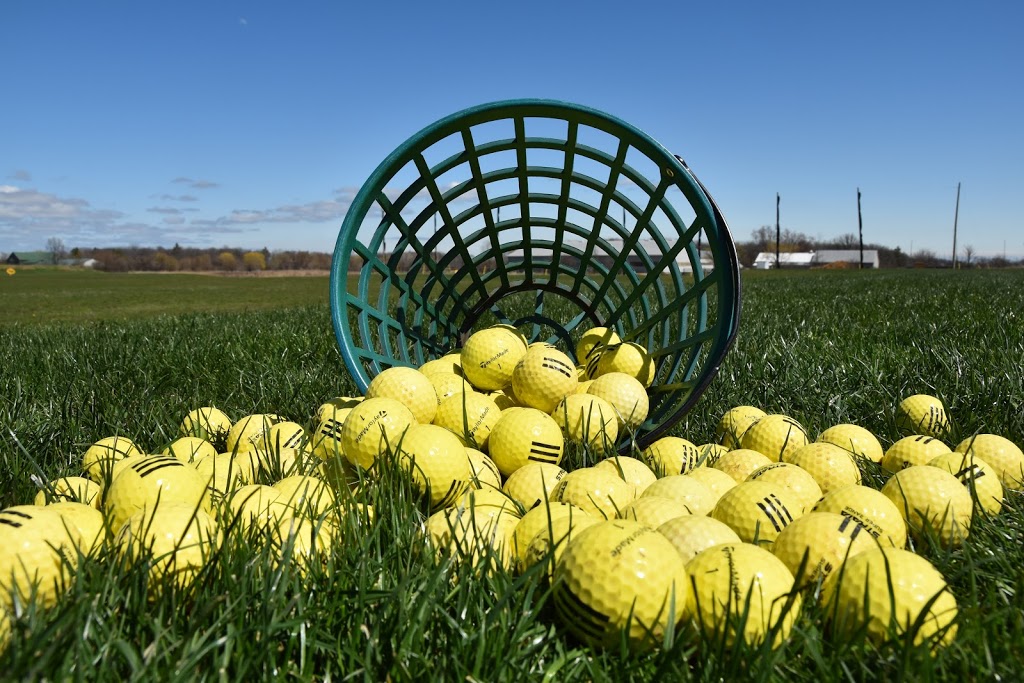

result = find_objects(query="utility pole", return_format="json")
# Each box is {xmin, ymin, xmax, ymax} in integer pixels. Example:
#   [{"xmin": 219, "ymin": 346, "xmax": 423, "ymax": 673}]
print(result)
[
  {"xmin": 857, "ymin": 188, "xmax": 864, "ymax": 270},
  {"xmin": 952, "ymin": 182, "xmax": 961, "ymax": 269},
  {"xmin": 775, "ymin": 193, "xmax": 780, "ymax": 270}
]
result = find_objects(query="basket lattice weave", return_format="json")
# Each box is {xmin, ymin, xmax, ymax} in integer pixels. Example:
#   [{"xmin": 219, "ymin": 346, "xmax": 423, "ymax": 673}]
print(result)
[{"xmin": 330, "ymin": 99, "xmax": 740, "ymax": 450}]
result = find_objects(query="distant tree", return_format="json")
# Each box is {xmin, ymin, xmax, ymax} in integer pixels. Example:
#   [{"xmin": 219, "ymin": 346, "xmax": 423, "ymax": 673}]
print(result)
[
  {"xmin": 153, "ymin": 252, "xmax": 179, "ymax": 271},
  {"xmin": 70, "ymin": 247, "xmax": 81, "ymax": 258},
  {"xmin": 243, "ymin": 251, "xmax": 267, "ymax": 271},
  {"xmin": 835, "ymin": 233, "xmax": 858, "ymax": 248},
  {"xmin": 218, "ymin": 251, "xmax": 238, "ymax": 271},
  {"xmin": 193, "ymin": 253, "xmax": 213, "ymax": 271},
  {"xmin": 962, "ymin": 244, "xmax": 976, "ymax": 267},
  {"xmin": 46, "ymin": 236, "xmax": 67, "ymax": 264}
]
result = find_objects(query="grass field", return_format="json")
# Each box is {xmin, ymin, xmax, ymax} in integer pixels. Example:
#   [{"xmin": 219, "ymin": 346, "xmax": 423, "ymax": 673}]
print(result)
[{"xmin": 2, "ymin": 268, "xmax": 1023, "ymax": 681}]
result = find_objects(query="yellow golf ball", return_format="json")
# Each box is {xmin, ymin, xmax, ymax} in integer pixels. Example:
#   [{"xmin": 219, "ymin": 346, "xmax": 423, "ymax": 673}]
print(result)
[
  {"xmin": 552, "ymin": 520, "xmax": 689, "ymax": 651},
  {"xmin": 488, "ymin": 408, "xmax": 564, "ymax": 477},
  {"xmin": 822, "ymin": 547, "xmax": 957, "ymax": 647},
  {"xmin": 552, "ymin": 394, "xmax": 619, "ymax": 451},
  {"xmin": 575, "ymin": 326, "xmax": 621, "ymax": 365},
  {"xmin": 82, "ymin": 436, "xmax": 143, "ymax": 484},
  {"xmin": 461, "ymin": 326, "xmax": 528, "ymax": 391},
  {"xmin": 785, "ymin": 442, "xmax": 862, "ymax": 495},
  {"xmin": 710, "ymin": 480, "xmax": 804, "ymax": 546},
  {"xmin": 465, "ymin": 448, "xmax": 502, "ymax": 490},
  {"xmin": 591, "ymin": 342, "xmax": 656, "ymax": 387},
  {"xmin": 813, "ymin": 485, "xmax": 908, "ymax": 549},
  {"xmin": 896, "ymin": 394, "xmax": 951, "ymax": 438},
  {"xmin": 162, "ymin": 437, "xmax": 218, "ymax": 465},
  {"xmin": 771, "ymin": 511, "xmax": 876, "ymax": 581},
  {"xmin": 553, "ymin": 467, "xmax": 637, "ymax": 519},
  {"xmin": 686, "ymin": 542, "xmax": 800, "ymax": 649},
  {"xmin": 928, "ymin": 452, "xmax": 1003, "ymax": 516},
  {"xmin": 512, "ymin": 346, "xmax": 578, "ymax": 414},
  {"xmin": 116, "ymin": 503, "xmax": 220, "ymax": 590},
  {"xmin": 0, "ymin": 505, "xmax": 73, "ymax": 609},
  {"xmin": 740, "ymin": 414, "xmax": 810, "ymax": 462},
  {"xmin": 747, "ymin": 462, "xmax": 823, "ymax": 513},
  {"xmin": 340, "ymin": 397, "xmax": 417, "ymax": 470},
  {"xmin": 106, "ymin": 455, "xmax": 211, "ymax": 533},
  {"xmin": 716, "ymin": 406, "xmax": 768, "ymax": 449},
  {"xmin": 34, "ymin": 476, "xmax": 101, "ymax": 508},
  {"xmin": 433, "ymin": 392, "xmax": 502, "ymax": 451},
  {"xmin": 502, "ymin": 462, "xmax": 567, "ymax": 510},
  {"xmin": 817, "ymin": 423, "xmax": 884, "ymax": 463},
  {"xmin": 397, "ymin": 424, "xmax": 472, "ymax": 511},
  {"xmin": 955, "ymin": 434, "xmax": 1024, "ymax": 490},
  {"xmin": 617, "ymin": 496, "xmax": 692, "ymax": 527},
  {"xmin": 593, "ymin": 456, "xmax": 657, "ymax": 493},
  {"xmin": 226, "ymin": 413, "xmax": 283, "ymax": 454},
  {"xmin": 179, "ymin": 406, "xmax": 232, "ymax": 449},
  {"xmin": 713, "ymin": 449, "xmax": 773, "ymax": 483},
  {"xmin": 642, "ymin": 436, "xmax": 703, "ymax": 477},
  {"xmin": 685, "ymin": 467, "xmax": 739, "ymax": 501},
  {"xmin": 656, "ymin": 516, "xmax": 741, "ymax": 563},
  {"xmin": 367, "ymin": 366, "xmax": 438, "ymax": 424},
  {"xmin": 881, "ymin": 466, "xmax": 973, "ymax": 547},
  {"xmin": 586, "ymin": 372, "xmax": 649, "ymax": 431},
  {"xmin": 642, "ymin": 475, "xmax": 717, "ymax": 516},
  {"xmin": 882, "ymin": 435, "xmax": 951, "ymax": 474}
]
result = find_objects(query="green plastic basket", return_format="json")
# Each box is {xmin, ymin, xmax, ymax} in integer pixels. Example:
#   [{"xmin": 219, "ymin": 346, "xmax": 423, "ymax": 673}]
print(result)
[{"xmin": 330, "ymin": 99, "xmax": 740, "ymax": 451}]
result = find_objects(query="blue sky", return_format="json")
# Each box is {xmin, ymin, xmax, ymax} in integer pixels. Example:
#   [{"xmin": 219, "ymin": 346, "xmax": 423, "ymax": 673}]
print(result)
[{"xmin": 2, "ymin": 1, "xmax": 1022, "ymax": 259}]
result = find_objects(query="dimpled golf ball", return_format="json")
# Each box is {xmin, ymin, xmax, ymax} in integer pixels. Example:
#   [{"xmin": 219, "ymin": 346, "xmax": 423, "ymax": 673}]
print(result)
[
  {"xmin": 697, "ymin": 443, "xmax": 730, "ymax": 466},
  {"xmin": 226, "ymin": 414, "xmax": 285, "ymax": 454},
  {"xmin": 928, "ymin": 452, "xmax": 1003, "ymax": 516},
  {"xmin": 510, "ymin": 501, "xmax": 582, "ymax": 572},
  {"xmin": 461, "ymin": 327, "xmax": 528, "ymax": 391},
  {"xmin": 511, "ymin": 346, "xmax": 578, "ymax": 414},
  {"xmin": 657, "ymin": 516, "xmax": 741, "ymax": 563},
  {"xmin": 747, "ymin": 463, "xmax": 823, "ymax": 513},
  {"xmin": 552, "ymin": 394, "xmax": 619, "ymax": 451},
  {"xmin": 553, "ymin": 467, "xmax": 637, "ymax": 519},
  {"xmin": 0, "ymin": 505, "xmax": 72, "ymax": 608},
  {"xmin": 428, "ymin": 372, "xmax": 471, "ymax": 404},
  {"xmin": 433, "ymin": 392, "xmax": 502, "ymax": 451},
  {"xmin": 822, "ymin": 547, "xmax": 957, "ymax": 647},
  {"xmin": 48, "ymin": 502, "xmax": 106, "ymax": 556},
  {"xmin": 771, "ymin": 511, "xmax": 876, "ymax": 581},
  {"xmin": 813, "ymin": 485, "xmax": 907, "ymax": 548},
  {"xmin": 227, "ymin": 484, "xmax": 284, "ymax": 530},
  {"xmin": 594, "ymin": 456, "xmax": 657, "ymax": 493},
  {"xmin": 454, "ymin": 487, "xmax": 522, "ymax": 522},
  {"xmin": 642, "ymin": 475, "xmax": 717, "ymax": 516},
  {"xmin": 576, "ymin": 326, "xmax": 621, "ymax": 365},
  {"xmin": 553, "ymin": 520, "xmax": 690, "ymax": 651},
  {"xmin": 272, "ymin": 475, "xmax": 336, "ymax": 520},
  {"xmin": 316, "ymin": 397, "xmax": 361, "ymax": 423},
  {"xmin": 881, "ymin": 466, "xmax": 973, "ymax": 546},
  {"xmin": 419, "ymin": 353, "xmax": 464, "ymax": 378},
  {"xmin": 956, "ymin": 434, "xmax": 1024, "ymax": 490},
  {"xmin": 341, "ymin": 397, "xmax": 417, "ymax": 470},
  {"xmin": 523, "ymin": 510, "xmax": 600, "ymax": 580},
  {"xmin": 488, "ymin": 408, "xmax": 564, "ymax": 477},
  {"xmin": 194, "ymin": 453, "xmax": 245, "ymax": 497},
  {"xmin": 367, "ymin": 366, "xmax": 439, "ymax": 424},
  {"xmin": 502, "ymin": 462, "xmax": 567, "ymax": 510},
  {"xmin": 116, "ymin": 503, "xmax": 220, "ymax": 590},
  {"xmin": 106, "ymin": 455, "xmax": 211, "ymax": 533},
  {"xmin": 642, "ymin": 436, "xmax": 703, "ymax": 477},
  {"xmin": 34, "ymin": 476, "xmax": 102, "ymax": 508},
  {"xmin": 896, "ymin": 394, "xmax": 951, "ymax": 438},
  {"xmin": 817, "ymin": 423, "xmax": 884, "ymax": 463},
  {"xmin": 786, "ymin": 442, "xmax": 862, "ymax": 495},
  {"xmin": 312, "ymin": 412, "xmax": 349, "ymax": 460},
  {"xmin": 716, "ymin": 405, "xmax": 768, "ymax": 449},
  {"xmin": 586, "ymin": 372, "xmax": 649, "ymax": 430},
  {"xmin": 741, "ymin": 414, "xmax": 810, "ymax": 462},
  {"xmin": 425, "ymin": 503, "xmax": 519, "ymax": 571},
  {"xmin": 713, "ymin": 449, "xmax": 773, "ymax": 483},
  {"xmin": 162, "ymin": 437, "xmax": 218, "ymax": 465},
  {"xmin": 397, "ymin": 424, "xmax": 472, "ymax": 510},
  {"xmin": 271, "ymin": 515, "xmax": 333, "ymax": 573},
  {"xmin": 590, "ymin": 342, "xmax": 657, "ymax": 387},
  {"xmin": 179, "ymin": 406, "xmax": 233, "ymax": 449},
  {"xmin": 82, "ymin": 436, "xmax": 144, "ymax": 483},
  {"xmin": 263, "ymin": 422, "xmax": 308, "ymax": 454},
  {"xmin": 465, "ymin": 448, "xmax": 502, "ymax": 489},
  {"xmin": 881, "ymin": 435, "xmax": 952, "ymax": 473},
  {"xmin": 686, "ymin": 542, "xmax": 800, "ymax": 648},
  {"xmin": 710, "ymin": 480, "xmax": 804, "ymax": 546},
  {"xmin": 686, "ymin": 467, "xmax": 739, "ymax": 501},
  {"xmin": 617, "ymin": 496, "xmax": 692, "ymax": 527}
]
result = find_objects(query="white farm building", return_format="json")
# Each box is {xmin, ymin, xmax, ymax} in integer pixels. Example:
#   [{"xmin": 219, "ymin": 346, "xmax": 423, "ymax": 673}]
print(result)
[{"xmin": 753, "ymin": 250, "xmax": 880, "ymax": 270}]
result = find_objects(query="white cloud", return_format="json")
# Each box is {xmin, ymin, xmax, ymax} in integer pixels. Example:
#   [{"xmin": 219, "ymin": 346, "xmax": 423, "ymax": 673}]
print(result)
[{"xmin": 172, "ymin": 177, "xmax": 220, "ymax": 189}]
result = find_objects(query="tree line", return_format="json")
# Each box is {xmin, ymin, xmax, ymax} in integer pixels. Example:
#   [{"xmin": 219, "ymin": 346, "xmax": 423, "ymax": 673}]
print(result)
[{"xmin": 65, "ymin": 244, "xmax": 336, "ymax": 273}]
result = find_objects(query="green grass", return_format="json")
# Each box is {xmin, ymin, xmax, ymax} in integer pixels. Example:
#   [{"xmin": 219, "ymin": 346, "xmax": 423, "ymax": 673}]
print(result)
[
  {"xmin": 0, "ymin": 267, "xmax": 329, "ymax": 324},
  {"xmin": 2, "ymin": 268, "xmax": 1024, "ymax": 680}
]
